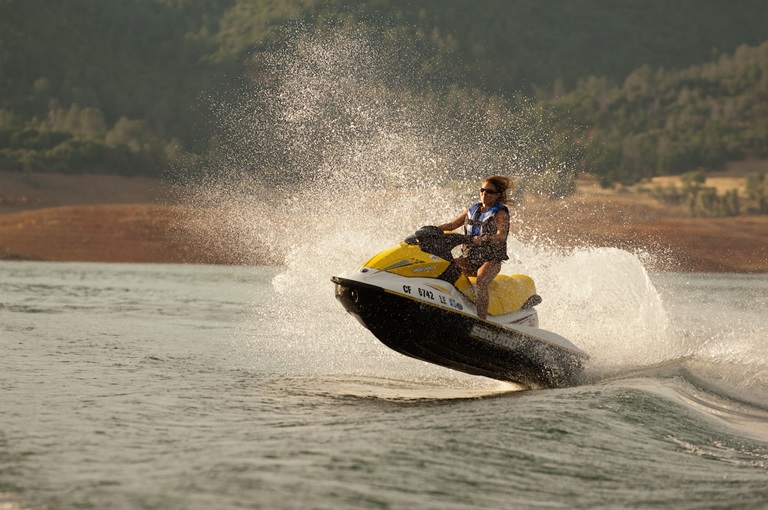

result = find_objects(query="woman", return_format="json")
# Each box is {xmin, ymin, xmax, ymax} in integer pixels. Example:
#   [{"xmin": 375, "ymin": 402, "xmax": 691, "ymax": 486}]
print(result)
[{"xmin": 436, "ymin": 176, "xmax": 512, "ymax": 320}]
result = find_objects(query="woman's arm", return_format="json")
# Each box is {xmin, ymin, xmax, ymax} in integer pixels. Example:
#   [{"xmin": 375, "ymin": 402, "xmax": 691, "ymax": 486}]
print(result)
[{"xmin": 491, "ymin": 208, "xmax": 509, "ymax": 242}]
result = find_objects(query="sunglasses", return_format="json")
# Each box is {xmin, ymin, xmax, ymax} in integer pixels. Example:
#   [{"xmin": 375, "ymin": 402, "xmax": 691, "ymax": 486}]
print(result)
[{"xmin": 479, "ymin": 188, "xmax": 500, "ymax": 194}]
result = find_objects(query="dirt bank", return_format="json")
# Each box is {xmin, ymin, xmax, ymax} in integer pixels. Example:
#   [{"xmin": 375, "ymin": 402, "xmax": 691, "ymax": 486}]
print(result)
[
  {"xmin": 0, "ymin": 171, "xmax": 766, "ymax": 271},
  {"xmin": 0, "ymin": 204, "xmax": 245, "ymax": 265},
  {"xmin": 516, "ymin": 186, "xmax": 768, "ymax": 273}
]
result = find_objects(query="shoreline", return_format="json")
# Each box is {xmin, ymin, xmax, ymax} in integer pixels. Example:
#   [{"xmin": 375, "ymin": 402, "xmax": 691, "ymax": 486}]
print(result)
[
  {"xmin": 0, "ymin": 201, "xmax": 765, "ymax": 272},
  {"xmin": 1, "ymin": 171, "xmax": 766, "ymax": 272}
]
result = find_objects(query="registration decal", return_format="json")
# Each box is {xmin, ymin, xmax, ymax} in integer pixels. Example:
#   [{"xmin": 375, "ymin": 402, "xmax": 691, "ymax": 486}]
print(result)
[{"xmin": 400, "ymin": 284, "xmax": 463, "ymax": 311}]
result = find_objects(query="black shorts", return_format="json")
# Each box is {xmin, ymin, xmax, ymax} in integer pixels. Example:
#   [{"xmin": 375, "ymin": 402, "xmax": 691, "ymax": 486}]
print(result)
[{"xmin": 460, "ymin": 243, "xmax": 508, "ymax": 274}]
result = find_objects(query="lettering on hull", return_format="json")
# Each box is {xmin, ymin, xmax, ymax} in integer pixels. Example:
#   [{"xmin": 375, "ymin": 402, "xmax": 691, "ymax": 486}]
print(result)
[{"xmin": 469, "ymin": 324, "xmax": 522, "ymax": 350}]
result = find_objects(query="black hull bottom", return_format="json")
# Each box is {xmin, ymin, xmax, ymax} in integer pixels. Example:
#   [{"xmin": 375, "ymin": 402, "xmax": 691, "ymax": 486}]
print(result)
[{"xmin": 333, "ymin": 277, "xmax": 585, "ymax": 389}]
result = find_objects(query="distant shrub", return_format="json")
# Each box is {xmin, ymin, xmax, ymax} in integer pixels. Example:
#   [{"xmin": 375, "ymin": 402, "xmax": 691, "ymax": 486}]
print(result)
[
  {"xmin": 744, "ymin": 172, "xmax": 768, "ymax": 213},
  {"xmin": 651, "ymin": 175, "xmax": 745, "ymax": 216},
  {"xmin": 651, "ymin": 184, "xmax": 685, "ymax": 205},
  {"xmin": 688, "ymin": 186, "xmax": 741, "ymax": 217}
]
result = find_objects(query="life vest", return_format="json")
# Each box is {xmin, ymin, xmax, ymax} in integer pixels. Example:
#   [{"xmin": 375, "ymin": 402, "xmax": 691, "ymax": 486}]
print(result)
[{"xmin": 464, "ymin": 202, "xmax": 508, "ymax": 238}]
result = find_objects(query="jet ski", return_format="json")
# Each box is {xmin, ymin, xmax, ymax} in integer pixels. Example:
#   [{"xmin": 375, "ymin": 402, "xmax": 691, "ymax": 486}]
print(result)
[{"xmin": 331, "ymin": 226, "xmax": 588, "ymax": 389}]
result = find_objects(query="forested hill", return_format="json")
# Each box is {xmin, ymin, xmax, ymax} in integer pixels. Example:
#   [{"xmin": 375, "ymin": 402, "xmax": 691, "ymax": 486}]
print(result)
[{"xmin": 1, "ymin": 0, "xmax": 767, "ymax": 184}]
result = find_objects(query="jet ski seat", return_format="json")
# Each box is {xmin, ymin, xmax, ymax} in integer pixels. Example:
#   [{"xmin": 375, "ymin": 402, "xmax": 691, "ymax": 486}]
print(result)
[{"xmin": 454, "ymin": 273, "xmax": 540, "ymax": 316}]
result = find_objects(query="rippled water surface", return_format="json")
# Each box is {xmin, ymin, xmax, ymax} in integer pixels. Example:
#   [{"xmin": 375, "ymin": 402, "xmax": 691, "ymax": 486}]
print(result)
[{"xmin": 2, "ymin": 261, "xmax": 767, "ymax": 510}]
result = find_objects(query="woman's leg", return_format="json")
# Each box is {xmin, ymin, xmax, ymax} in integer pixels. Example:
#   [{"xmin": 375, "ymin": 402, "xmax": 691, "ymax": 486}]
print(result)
[{"xmin": 475, "ymin": 260, "xmax": 501, "ymax": 320}]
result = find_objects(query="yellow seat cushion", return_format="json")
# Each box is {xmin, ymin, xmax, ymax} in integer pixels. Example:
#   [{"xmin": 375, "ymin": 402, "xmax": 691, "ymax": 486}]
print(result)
[{"xmin": 455, "ymin": 274, "xmax": 537, "ymax": 315}]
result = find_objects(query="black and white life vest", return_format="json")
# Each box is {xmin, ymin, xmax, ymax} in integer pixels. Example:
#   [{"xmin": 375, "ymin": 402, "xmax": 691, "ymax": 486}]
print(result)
[{"xmin": 464, "ymin": 202, "xmax": 509, "ymax": 238}]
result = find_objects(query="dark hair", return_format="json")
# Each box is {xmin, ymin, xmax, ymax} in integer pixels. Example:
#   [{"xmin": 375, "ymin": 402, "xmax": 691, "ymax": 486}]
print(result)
[{"xmin": 484, "ymin": 175, "xmax": 513, "ymax": 205}]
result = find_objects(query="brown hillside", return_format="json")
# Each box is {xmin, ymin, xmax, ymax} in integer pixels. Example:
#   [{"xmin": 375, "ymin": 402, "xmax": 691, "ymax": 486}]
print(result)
[
  {"xmin": 0, "ymin": 171, "xmax": 766, "ymax": 271},
  {"xmin": 0, "ymin": 204, "xmax": 241, "ymax": 265},
  {"xmin": 517, "ymin": 186, "xmax": 768, "ymax": 273}
]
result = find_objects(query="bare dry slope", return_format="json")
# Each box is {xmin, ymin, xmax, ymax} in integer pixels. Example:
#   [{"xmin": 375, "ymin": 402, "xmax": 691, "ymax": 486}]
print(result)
[{"xmin": 1, "ymin": 171, "xmax": 766, "ymax": 271}]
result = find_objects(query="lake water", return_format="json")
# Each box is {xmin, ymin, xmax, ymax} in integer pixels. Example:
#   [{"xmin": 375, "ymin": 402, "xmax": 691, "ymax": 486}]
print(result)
[{"xmin": 2, "ymin": 256, "xmax": 767, "ymax": 510}]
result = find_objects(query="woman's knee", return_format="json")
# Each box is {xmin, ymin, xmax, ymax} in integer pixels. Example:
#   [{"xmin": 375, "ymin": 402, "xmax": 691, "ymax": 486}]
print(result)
[{"xmin": 477, "ymin": 262, "xmax": 500, "ymax": 283}]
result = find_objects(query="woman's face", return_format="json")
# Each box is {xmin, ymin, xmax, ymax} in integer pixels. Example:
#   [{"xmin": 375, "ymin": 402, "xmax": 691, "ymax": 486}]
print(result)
[{"xmin": 479, "ymin": 181, "xmax": 500, "ymax": 206}]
